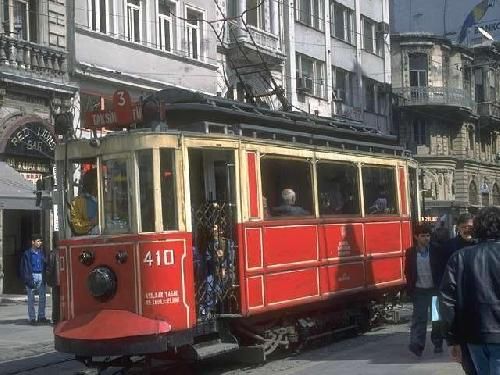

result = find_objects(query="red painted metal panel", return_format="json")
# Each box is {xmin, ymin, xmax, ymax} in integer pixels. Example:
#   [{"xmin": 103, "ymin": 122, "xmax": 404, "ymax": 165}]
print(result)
[
  {"xmin": 139, "ymin": 238, "xmax": 195, "ymax": 330},
  {"xmin": 364, "ymin": 222, "xmax": 402, "ymax": 254},
  {"xmin": 58, "ymin": 246, "xmax": 70, "ymax": 321},
  {"xmin": 245, "ymin": 228, "xmax": 262, "ymax": 270},
  {"xmin": 69, "ymin": 243, "xmax": 136, "ymax": 318},
  {"xmin": 263, "ymin": 226, "xmax": 318, "ymax": 266},
  {"xmin": 321, "ymin": 224, "xmax": 364, "ymax": 259},
  {"xmin": 266, "ymin": 268, "xmax": 319, "ymax": 304},
  {"xmin": 247, "ymin": 152, "xmax": 260, "ymax": 218},
  {"xmin": 247, "ymin": 276, "xmax": 264, "ymax": 308},
  {"xmin": 365, "ymin": 257, "xmax": 403, "ymax": 285},
  {"xmin": 401, "ymin": 220, "xmax": 412, "ymax": 251},
  {"xmin": 321, "ymin": 262, "xmax": 365, "ymax": 294},
  {"xmin": 399, "ymin": 167, "xmax": 408, "ymax": 216}
]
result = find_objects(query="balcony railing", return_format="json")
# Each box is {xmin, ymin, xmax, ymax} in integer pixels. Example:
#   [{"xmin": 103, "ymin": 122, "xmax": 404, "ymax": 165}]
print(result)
[
  {"xmin": 0, "ymin": 34, "xmax": 67, "ymax": 77},
  {"xmin": 394, "ymin": 87, "xmax": 476, "ymax": 112},
  {"xmin": 478, "ymin": 102, "xmax": 500, "ymax": 119},
  {"xmin": 227, "ymin": 21, "xmax": 282, "ymax": 54}
]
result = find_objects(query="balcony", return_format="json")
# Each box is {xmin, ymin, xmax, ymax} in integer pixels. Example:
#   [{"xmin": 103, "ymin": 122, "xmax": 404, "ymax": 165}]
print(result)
[
  {"xmin": 478, "ymin": 102, "xmax": 500, "ymax": 119},
  {"xmin": 225, "ymin": 21, "xmax": 285, "ymax": 68},
  {"xmin": 394, "ymin": 87, "xmax": 476, "ymax": 114},
  {"xmin": 0, "ymin": 34, "xmax": 67, "ymax": 79}
]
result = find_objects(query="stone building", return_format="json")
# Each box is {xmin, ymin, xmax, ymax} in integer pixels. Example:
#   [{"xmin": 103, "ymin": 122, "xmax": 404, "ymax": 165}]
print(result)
[
  {"xmin": 0, "ymin": 0, "xmax": 76, "ymax": 294},
  {"xmin": 392, "ymin": 33, "xmax": 500, "ymax": 223},
  {"xmin": 215, "ymin": 0, "xmax": 393, "ymax": 134}
]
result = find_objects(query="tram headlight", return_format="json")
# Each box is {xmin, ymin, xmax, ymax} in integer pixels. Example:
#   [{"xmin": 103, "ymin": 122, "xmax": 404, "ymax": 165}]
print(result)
[{"xmin": 87, "ymin": 266, "xmax": 117, "ymax": 301}]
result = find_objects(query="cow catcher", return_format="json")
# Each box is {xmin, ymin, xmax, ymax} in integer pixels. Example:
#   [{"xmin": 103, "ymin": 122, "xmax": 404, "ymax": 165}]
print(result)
[{"xmin": 54, "ymin": 88, "xmax": 419, "ymax": 371}]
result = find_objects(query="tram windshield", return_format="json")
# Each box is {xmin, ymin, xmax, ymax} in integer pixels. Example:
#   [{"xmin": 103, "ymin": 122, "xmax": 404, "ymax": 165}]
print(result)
[{"xmin": 102, "ymin": 158, "xmax": 130, "ymax": 233}]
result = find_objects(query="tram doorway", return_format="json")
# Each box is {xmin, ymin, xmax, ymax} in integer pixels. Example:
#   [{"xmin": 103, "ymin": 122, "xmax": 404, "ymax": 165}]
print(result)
[{"xmin": 188, "ymin": 149, "xmax": 239, "ymax": 321}]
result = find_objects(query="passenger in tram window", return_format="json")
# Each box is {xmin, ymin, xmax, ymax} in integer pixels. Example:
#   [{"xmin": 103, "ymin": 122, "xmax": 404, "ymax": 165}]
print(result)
[
  {"xmin": 368, "ymin": 187, "xmax": 389, "ymax": 214},
  {"xmin": 262, "ymin": 196, "xmax": 271, "ymax": 219},
  {"xmin": 70, "ymin": 169, "xmax": 98, "ymax": 235},
  {"xmin": 271, "ymin": 188, "xmax": 310, "ymax": 217}
]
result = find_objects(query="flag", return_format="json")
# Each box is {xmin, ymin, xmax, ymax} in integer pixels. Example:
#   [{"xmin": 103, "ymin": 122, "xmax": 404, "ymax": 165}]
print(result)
[{"xmin": 458, "ymin": 0, "xmax": 493, "ymax": 43}]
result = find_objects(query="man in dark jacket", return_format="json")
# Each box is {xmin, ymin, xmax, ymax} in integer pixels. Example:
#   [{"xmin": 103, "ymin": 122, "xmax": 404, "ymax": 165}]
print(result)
[
  {"xmin": 19, "ymin": 234, "xmax": 48, "ymax": 325},
  {"xmin": 440, "ymin": 206, "xmax": 500, "ymax": 374},
  {"xmin": 405, "ymin": 223, "xmax": 447, "ymax": 357},
  {"xmin": 442, "ymin": 213, "xmax": 476, "ymax": 375}
]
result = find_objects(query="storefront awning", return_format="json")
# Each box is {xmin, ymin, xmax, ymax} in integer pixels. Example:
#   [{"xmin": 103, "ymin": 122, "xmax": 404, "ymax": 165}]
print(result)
[{"xmin": 0, "ymin": 162, "xmax": 39, "ymax": 210}]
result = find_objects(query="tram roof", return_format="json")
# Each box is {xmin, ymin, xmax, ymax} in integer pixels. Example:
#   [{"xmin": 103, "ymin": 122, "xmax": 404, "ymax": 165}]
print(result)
[{"xmin": 143, "ymin": 88, "xmax": 406, "ymax": 156}]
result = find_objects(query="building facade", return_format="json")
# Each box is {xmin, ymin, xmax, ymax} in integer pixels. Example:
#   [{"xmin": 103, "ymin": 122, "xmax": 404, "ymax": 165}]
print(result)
[
  {"xmin": 392, "ymin": 33, "xmax": 500, "ymax": 223},
  {"xmin": 0, "ymin": 0, "xmax": 76, "ymax": 294},
  {"xmin": 71, "ymin": 0, "xmax": 219, "ymax": 134},
  {"xmin": 215, "ymin": 0, "xmax": 392, "ymax": 134}
]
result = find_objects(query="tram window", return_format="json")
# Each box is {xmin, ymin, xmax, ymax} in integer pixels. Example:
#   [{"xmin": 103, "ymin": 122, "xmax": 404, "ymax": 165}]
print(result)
[
  {"xmin": 317, "ymin": 162, "xmax": 360, "ymax": 215},
  {"xmin": 362, "ymin": 166, "xmax": 398, "ymax": 215},
  {"xmin": 102, "ymin": 158, "xmax": 130, "ymax": 232},
  {"xmin": 160, "ymin": 149, "xmax": 177, "ymax": 230},
  {"xmin": 68, "ymin": 159, "xmax": 98, "ymax": 236},
  {"xmin": 261, "ymin": 157, "xmax": 313, "ymax": 218},
  {"xmin": 137, "ymin": 150, "xmax": 155, "ymax": 232}
]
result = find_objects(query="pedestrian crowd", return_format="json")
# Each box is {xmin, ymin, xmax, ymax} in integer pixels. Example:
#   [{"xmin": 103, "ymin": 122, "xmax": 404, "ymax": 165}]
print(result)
[{"xmin": 406, "ymin": 207, "xmax": 500, "ymax": 375}]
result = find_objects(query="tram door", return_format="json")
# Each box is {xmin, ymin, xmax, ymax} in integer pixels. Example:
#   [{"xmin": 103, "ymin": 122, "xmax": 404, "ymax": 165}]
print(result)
[
  {"xmin": 188, "ymin": 149, "xmax": 238, "ymax": 321},
  {"xmin": 408, "ymin": 167, "xmax": 419, "ymax": 225}
]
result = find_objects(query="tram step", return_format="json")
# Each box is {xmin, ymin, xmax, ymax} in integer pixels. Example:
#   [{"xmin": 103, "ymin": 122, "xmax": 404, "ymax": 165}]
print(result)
[{"xmin": 191, "ymin": 339, "xmax": 240, "ymax": 360}]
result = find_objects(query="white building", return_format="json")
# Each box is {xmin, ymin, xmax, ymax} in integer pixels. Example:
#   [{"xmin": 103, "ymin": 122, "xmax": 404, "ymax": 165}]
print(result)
[{"xmin": 216, "ymin": 0, "xmax": 392, "ymax": 134}]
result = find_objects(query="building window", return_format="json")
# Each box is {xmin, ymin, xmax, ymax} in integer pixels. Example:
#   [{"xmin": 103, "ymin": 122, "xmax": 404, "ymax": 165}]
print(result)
[
  {"xmin": 246, "ymin": 0, "xmax": 265, "ymax": 30},
  {"xmin": 362, "ymin": 17, "xmax": 384, "ymax": 56},
  {"xmin": 297, "ymin": 0, "xmax": 324, "ymax": 31},
  {"xmin": 468, "ymin": 127, "xmax": 475, "ymax": 151},
  {"xmin": 296, "ymin": 54, "xmax": 326, "ymax": 98},
  {"xmin": 475, "ymin": 68, "xmax": 484, "ymax": 103},
  {"xmin": 333, "ymin": 67, "xmax": 354, "ymax": 106},
  {"xmin": 364, "ymin": 77, "xmax": 375, "ymax": 113},
  {"xmin": 413, "ymin": 119, "xmax": 426, "ymax": 146},
  {"xmin": 409, "ymin": 53, "xmax": 428, "ymax": 87},
  {"xmin": 186, "ymin": 8, "xmax": 203, "ymax": 60},
  {"xmin": 126, "ymin": 0, "xmax": 142, "ymax": 43},
  {"xmin": 493, "ymin": 133, "xmax": 497, "ymax": 155},
  {"xmin": 4, "ymin": 0, "xmax": 37, "ymax": 42},
  {"xmin": 330, "ymin": 1, "xmax": 354, "ymax": 44},
  {"xmin": 157, "ymin": 0, "xmax": 174, "ymax": 51},
  {"xmin": 492, "ymin": 183, "xmax": 500, "ymax": 206},
  {"xmin": 89, "ymin": 0, "xmax": 108, "ymax": 33},
  {"xmin": 377, "ymin": 86, "xmax": 387, "ymax": 115},
  {"xmin": 469, "ymin": 180, "xmax": 479, "ymax": 205},
  {"xmin": 488, "ymin": 69, "xmax": 496, "ymax": 102}
]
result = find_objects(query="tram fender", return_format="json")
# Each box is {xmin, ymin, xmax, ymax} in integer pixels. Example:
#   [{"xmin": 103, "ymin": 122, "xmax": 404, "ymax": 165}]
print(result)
[{"xmin": 55, "ymin": 309, "xmax": 171, "ymax": 340}]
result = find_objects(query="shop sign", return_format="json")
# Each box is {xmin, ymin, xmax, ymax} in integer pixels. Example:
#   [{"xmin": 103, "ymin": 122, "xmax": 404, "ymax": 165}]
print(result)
[
  {"xmin": 20, "ymin": 172, "xmax": 43, "ymax": 185},
  {"xmin": 84, "ymin": 90, "xmax": 142, "ymax": 129},
  {"xmin": 5, "ymin": 158, "xmax": 51, "ymax": 173},
  {"xmin": 6, "ymin": 123, "xmax": 56, "ymax": 158}
]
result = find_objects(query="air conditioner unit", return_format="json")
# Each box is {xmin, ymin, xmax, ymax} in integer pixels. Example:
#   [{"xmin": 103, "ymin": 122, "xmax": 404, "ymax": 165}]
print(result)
[
  {"xmin": 297, "ymin": 77, "xmax": 313, "ymax": 93},
  {"xmin": 377, "ymin": 22, "xmax": 390, "ymax": 34},
  {"xmin": 332, "ymin": 89, "xmax": 345, "ymax": 102}
]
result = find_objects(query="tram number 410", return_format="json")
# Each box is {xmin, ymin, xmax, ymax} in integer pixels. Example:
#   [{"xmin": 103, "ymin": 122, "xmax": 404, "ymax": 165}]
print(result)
[{"xmin": 143, "ymin": 250, "xmax": 175, "ymax": 267}]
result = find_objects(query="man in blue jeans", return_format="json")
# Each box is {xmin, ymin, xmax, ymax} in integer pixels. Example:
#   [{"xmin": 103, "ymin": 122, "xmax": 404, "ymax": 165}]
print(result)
[
  {"xmin": 440, "ymin": 207, "xmax": 500, "ymax": 375},
  {"xmin": 19, "ymin": 234, "xmax": 48, "ymax": 325}
]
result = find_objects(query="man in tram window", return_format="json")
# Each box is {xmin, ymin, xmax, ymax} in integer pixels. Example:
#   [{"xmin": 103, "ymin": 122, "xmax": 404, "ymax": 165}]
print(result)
[
  {"xmin": 405, "ymin": 223, "xmax": 447, "ymax": 357},
  {"xmin": 369, "ymin": 186, "xmax": 388, "ymax": 214},
  {"xmin": 70, "ymin": 168, "xmax": 98, "ymax": 235},
  {"xmin": 271, "ymin": 188, "xmax": 310, "ymax": 217}
]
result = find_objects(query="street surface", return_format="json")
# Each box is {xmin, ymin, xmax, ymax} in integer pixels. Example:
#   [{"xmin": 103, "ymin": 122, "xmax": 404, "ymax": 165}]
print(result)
[{"xmin": 0, "ymin": 300, "xmax": 463, "ymax": 374}]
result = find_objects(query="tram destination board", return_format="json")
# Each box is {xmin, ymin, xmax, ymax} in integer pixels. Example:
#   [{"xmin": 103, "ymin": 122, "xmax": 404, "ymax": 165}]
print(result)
[{"xmin": 84, "ymin": 90, "xmax": 143, "ymax": 129}]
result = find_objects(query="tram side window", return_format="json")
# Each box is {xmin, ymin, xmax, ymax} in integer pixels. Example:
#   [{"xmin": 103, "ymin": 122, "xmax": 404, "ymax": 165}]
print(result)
[
  {"xmin": 102, "ymin": 159, "xmax": 130, "ymax": 232},
  {"xmin": 261, "ymin": 157, "xmax": 313, "ymax": 218},
  {"xmin": 68, "ymin": 159, "xmax": 98, "ymax": 236},
  {"xmin": 362, "ymin": 166, "xmax": 398, "ymax": 215},
  {"xmin": 137, "ymin": 150, "xmax": 155, "ymax": 232},
  {"xmin": 317, "ymin": 162, "xmax": 360, "ymax": 215},
  {"xmin": 160, "ymin": 149, "xmax": 177, "ymax": 230}
]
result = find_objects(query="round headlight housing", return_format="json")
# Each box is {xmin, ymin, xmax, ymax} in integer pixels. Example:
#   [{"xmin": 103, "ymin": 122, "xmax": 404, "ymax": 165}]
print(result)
[{"xmin": 87, "ymin": 266, "xmax": 117, "ymax": 301}]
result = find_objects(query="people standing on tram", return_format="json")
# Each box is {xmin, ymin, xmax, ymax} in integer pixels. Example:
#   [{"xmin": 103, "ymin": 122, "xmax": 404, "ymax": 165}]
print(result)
[
  {"xmin": 70, "ymin": 168, "xmax": 98, "ymax": 235},
  {"xmin": 405, "ymin": 223, "xmax": 447, "ymax": 357},
  {"xmin": 271, "ymin": 188, "xmax": 310, "ymax": 216},
  {"xmin": 19, "ymin": 234, "xmax": 49, "ymax": 325},
  {"xmin": 441, "ymin": 213, "xmax": 476, "ymax": 375},
  {"xmin": 440, "ymin": 207, "xmax": 500, "ymax": 375}
]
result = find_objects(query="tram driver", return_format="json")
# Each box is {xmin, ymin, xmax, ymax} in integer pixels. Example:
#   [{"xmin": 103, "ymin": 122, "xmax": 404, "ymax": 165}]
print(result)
[
  {"xmin": 70, "ymin": 168, "xmax": 98, "ymax": 235},
  {"xmin": 271, "ymin": 188, "xmax": 310, "ymax": 217}
]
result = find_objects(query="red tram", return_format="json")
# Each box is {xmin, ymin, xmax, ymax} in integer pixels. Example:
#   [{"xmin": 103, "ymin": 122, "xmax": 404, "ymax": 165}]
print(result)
[{"xmin": 54, "ymin": 88, "xmax": 419, "ymax": 365}]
